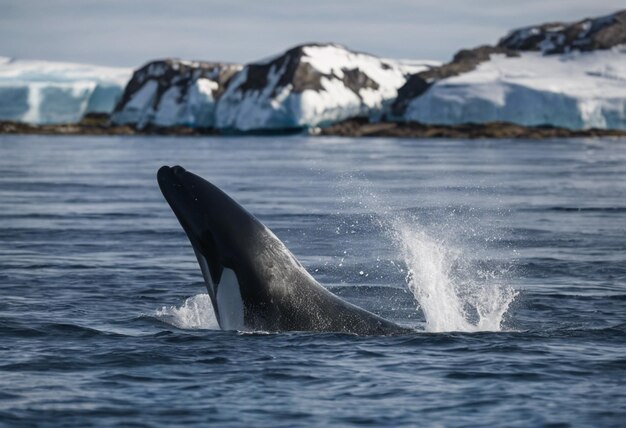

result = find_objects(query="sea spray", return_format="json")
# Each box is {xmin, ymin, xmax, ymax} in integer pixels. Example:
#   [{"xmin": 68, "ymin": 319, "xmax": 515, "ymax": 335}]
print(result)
[
  {"xmin": 154, "ymin": 294, "xmax": 219, "ymax": 330},
  {"xmin": 392, "ymin": 218, "xmax": 517, "ymax": 332}
]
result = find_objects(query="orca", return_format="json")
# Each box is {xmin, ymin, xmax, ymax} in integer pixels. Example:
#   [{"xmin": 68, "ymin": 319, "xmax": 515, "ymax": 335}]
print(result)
[{"xmin": 157, "ymin": 165, "xmax": 411, "ymax": 335}]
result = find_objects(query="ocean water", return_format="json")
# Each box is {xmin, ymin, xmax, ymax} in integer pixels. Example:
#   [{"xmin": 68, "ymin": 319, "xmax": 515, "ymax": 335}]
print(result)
[{"xmin": 0, "ymin": 135, "xmax": 625, "ymax": 426}]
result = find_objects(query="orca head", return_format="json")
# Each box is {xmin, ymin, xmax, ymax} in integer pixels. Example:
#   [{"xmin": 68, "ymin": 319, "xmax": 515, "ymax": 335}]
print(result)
[{"xmin": 157, "ymin": 165, "xmax": 260, "ymax": 329}]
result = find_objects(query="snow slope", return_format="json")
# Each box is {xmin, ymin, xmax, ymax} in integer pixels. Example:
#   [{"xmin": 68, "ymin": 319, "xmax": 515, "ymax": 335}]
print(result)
[
  {"xmin": 110, "ymin": 60, "xmax": 241, "ymax": 128},
  {"xmin": 215, "ymin": 44, "xmax": 435, "ymax": 131},
  {"xmin": 0, "ymin": 58, "xmax": 131, "ymax": 124},
  {"xmin": 403, "ymin": 47, "xmax": 626, "ymax": 130}
]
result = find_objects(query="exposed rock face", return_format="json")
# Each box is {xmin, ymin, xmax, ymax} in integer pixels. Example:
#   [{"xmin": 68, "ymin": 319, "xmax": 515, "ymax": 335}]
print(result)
[
  {"xmin": 498, "ymin": 10, "xmax": 626, "ymax": 54},
  {"xmin": 111, "ymin": 59, "xmax": 241, "ymax": 128},
  {"xmin": 393, "ymin": 10, "xmax": 626, "ymax": 130},
  {"xmin": 214, "ymin": 43, "xmax": 431, "ymax": 131}
]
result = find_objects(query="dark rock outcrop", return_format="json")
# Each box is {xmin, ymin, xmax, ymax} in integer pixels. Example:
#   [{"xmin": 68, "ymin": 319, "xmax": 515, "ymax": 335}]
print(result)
[
  {"xmin": 0, "ymin": 116, "xmax": 217, "ymax": 136},
  {"xmin": 3, "ymin": 116, "xmax": 624, "ymax": 139},
  {"xmin": 319, "ymin": 117, "xmax": 626, "ymax": 139},
  {"xmin": 498, "ymin": 10, "xmax": 626, "ymax": 54}
]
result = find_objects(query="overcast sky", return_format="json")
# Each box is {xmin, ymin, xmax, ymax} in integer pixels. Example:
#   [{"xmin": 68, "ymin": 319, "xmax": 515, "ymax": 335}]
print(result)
[{"xmin": 1, "ymin": 0, "xmax": 623, "ymax": 67}]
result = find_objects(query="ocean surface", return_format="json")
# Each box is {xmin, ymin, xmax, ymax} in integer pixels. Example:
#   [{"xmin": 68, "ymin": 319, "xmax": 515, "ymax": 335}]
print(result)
[{"xmin": 0, "ymin": 135, "xmax": 625, "ymax": 427}]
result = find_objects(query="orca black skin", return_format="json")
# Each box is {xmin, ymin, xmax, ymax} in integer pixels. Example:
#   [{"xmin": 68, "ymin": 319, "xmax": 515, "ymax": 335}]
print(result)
[{"xmin": 157, "ymin": 165, "xmax": 411, "ymax": 335}]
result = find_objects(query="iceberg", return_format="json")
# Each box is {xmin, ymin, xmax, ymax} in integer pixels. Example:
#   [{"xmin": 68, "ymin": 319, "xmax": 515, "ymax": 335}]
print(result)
[
  {"xmin": 110, "ymin": 60, "xmax": 242, "ymax": 128},
  {"xmin": 215, "ymin": 43, "xmax": 436, "ymax": 131},
  {"xmin": 0, "ymin": 58, "xmax": 131, "ymax": 124}
]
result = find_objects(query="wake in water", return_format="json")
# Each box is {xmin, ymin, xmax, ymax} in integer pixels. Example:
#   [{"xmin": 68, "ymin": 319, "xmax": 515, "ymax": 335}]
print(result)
[
  {"xmin": 152, "ymin": 222, "xmax": 516, "ymax": 334},
  {"xmin": 154, "ymin": 294, "xmax": 218, "ymax": 330},
  {"xmin": 391, "ymin": 218, "xmax": 517, "ymax": 333},
  {"xmin": 153, "ymin": 223, "xmax": 516, "ymax": 334}
]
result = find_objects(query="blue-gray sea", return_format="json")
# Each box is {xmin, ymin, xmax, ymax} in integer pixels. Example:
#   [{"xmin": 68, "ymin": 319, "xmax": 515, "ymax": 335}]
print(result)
[{"xmin": 1, "ymin": 135, "xmax": 625, "ymax": 427}]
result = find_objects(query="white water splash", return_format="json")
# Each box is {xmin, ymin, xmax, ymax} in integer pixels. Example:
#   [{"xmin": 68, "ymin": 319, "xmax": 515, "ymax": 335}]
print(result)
[
  {"xmin": 154, "ymin": 294, "xmax": 219, "ymax": 330},
  {"xmin": 393, "ymin": 220, "xmax": 517, "ymax": 333}
]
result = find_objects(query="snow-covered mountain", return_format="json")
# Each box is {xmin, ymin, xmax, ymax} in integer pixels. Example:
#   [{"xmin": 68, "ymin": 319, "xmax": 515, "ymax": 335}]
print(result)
[
  {"xmin": 0, "ymin": 57, "xmax": 131, "ymax": 124},
  {"xmin": 215, "ymin": 43, "xmax": 434, "ymax": 131},
  {"xmin": 2, "ymin": 9, "xmax": 624, "ymax": 132},
  {"xmin": 111, "ymin": 59, "xmax": 241, "ymax": 128},
  {"xmin": 395, "ymin": 10, "xmax": 626, "ymax": 130}
]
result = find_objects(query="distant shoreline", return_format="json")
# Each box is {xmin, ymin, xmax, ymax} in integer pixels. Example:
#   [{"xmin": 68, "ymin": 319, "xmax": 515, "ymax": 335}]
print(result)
[{"xmin": 2, "ymin": 116, "xmax": 626, "ymax": 140}]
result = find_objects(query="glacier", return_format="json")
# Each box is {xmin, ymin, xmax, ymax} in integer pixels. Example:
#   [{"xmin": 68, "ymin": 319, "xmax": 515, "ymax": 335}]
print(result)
[
  {"xmin": 0, "ymin": 57, "xmax": 131, "ymax": 124},
  {"xmin": 214, "ymin": 44, "xmax": 436, "ymax": 131},
  {"xmin": 402, "ymin": 47, "xmax": 626, "ymax": 130},
  {"xmin": 110, "ymin": 60, "xmax": 242, "ymax": 129}
]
